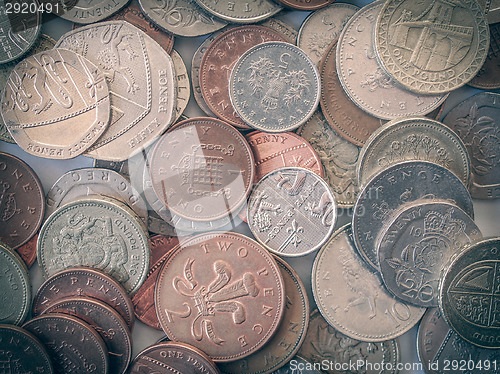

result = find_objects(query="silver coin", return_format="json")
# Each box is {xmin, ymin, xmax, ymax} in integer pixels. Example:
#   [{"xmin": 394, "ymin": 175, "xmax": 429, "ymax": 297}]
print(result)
[
  {"xmin": 357, "ymin": 117, "xmax": 471, "ymax": 188},
  {"xmin": 312, "ymin": 224, "xmax": 426, "ymax": 342},
  {"xmin": 230, "ymin": 41, "xmax": 321, "ymax": 132},
  {"xmin": 297, "ymin": 3, "xmax": 359, "ymax": 66},
  {"xmin": 37, "ymin": 196, "xmax": 150, "ymax": 295},
  {"xmin": 260, "ymin": 17, "xmax": 298, "ymax": 44},
  {"xmin": 138, "ymin": 0, "xmax": 227, "ymax": 37},
  {"xmin": 377, "ymin": 200, "xmax": 482, "ymax": 307},
  {"xmin": 336, "ymin": 1, "xmax": 447, "ymax": 120},
  {"xmin": 171, "ymin": 49, "xmax": 190, "ymax": 123},
  {"xmin": 247, "ymin": 166, "xmax": 336, "ymax": 257},
  {"xmin": 272, "ymin": 356, "xmax": 322, "ymax": 374},
  {"xmin": 56, "ymin": 21, "xmax": 177, "ymax": 161},
  {"xmin": 59, "ymin": 0, "xmax": 129, "ymax": 24},
  {"xmin": 1, "ymin": 48, "xmax": 110, "ymax": 159},
  {"xmin": 93, "ymin": 159, "xmax": 130, "ymax": 178},
  {"xmin": 352, "ymin": 161, "xmax": 474, "ymax": 271},
  {"xmin": 193, "ymin": 0, "xmax": 282, "ymax": 24}
]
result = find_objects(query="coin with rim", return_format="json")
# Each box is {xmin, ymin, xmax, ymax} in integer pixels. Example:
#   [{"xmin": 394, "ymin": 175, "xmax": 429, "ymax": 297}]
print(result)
[
  {"xmin": 468, "ymin": 23, "xmax": 500, "ymax": 89},
  {"xmin": 193, "ymin": 0, "xmax": 282, "ymax": 24}
]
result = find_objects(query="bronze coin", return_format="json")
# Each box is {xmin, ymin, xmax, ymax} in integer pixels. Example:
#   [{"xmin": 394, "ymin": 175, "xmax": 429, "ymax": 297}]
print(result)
[
  {"xmin": 0, "ymin": 152, "xmax": 45, "ymax": 249},
  {"xmin": 132, "ymin": 234, "xmax": 180, "ymax": 330},
  {"xmin": 275, "ymin": 0, "xmax": 335, "ymax": 10},
  {"xmin": 199, "ymin": 25, "xmax": 288, "ymax": 128},
  {"xmin": 32, "ymin": 267, "xmax": 135, "ymax": 331},
  {"xmin": 149, "ymin": 117, "xmax": 255, "ymax": 222},
  {"xmin": 319, "ymin": 38, "xmax": 384, "ymax": 147},
  {"xmin": 15, "ymin": 233, "xmax": 37, "ymax": 268},
  {"xmin": 155, "ymin": 231, "xmax": 285, "ymax": 362}
]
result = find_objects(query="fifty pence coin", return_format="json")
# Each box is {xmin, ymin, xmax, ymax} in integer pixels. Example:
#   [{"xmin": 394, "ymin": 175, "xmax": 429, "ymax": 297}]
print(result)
[
  {"xmin": 469, "ymin": 23, "xmax": 500, "ymax": 89},
  {"xmin": 155, "ymin": 232, "xmax": 285, "ymax": 362},
  {"xmin": 60, "ymin": 0, "xmax": 129, "ymax": 23},
  {"xmin": 230, "ymin": 41, "xmax": 321, "ymax": 133},
  {"xmin": 193, "ymin": 0, "xmax": 282, "ymax": 24},
  {"xmin": 312, "ymin": 224, "xmax": 426, "ymax": 342},
  {"xmin": 1, "ymin": 48, "xmax": 110, "ymax": 159},
  {"xmin": 247, "ymin": 167, "xmax": 336, "ymax": 257}
]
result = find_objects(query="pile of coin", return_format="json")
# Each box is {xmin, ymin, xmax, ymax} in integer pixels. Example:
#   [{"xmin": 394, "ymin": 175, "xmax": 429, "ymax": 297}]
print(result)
[{"xmin": 0, "ymin": 0, "xmax": 499, "ymax": 372}]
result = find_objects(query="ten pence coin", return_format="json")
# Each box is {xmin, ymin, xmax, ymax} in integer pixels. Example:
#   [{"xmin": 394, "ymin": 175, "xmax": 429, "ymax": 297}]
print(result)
[
  {"xmin": 275, "ymin": 0, "xmax": 335, "ymax": 10},
  {"xmin": 193, "ymin": 0, "xmax": 282, "ymax": 24},
  {"xmin": 155, "ymin": 232, "xmax": 285, "ymax": 362},
  {"xmin": 171, "ymin": 49, "xmax": 191, "ymax": 123}
]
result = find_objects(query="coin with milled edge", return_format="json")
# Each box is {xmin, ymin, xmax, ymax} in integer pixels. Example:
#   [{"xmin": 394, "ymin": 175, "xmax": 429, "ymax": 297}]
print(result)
[
  {"xmin": 247, "ymin": 167, "xmax": 336, "ymax": 257},
  {"xmin": 439, "ymin": 237, "xmax": 500, "ymax": 349},
  {"xmin": 37, "ymin": 197, "xmax": 149, "ymax": 295},
  {"xmin": 61, "ymin": 0, "xmax": 129, "ymax": 23},
  {"xmin": 230, "ymin": 42, "xmax": 320, "ymax": 132},
  {"xmin": 23, "ymin": 313, "xmax": 109, "ymax": 374},
  {"xmin": 155, "ymin": 232, "xmax": 285, "ymax": 362},
  {"xmin": 378, "ymin": 200, "xmax": 482, "ymax": 307},
  {"xmin": 193, "ymin": 0, "xmax": 282, "ymax": 24},
  {"xmin": 469, "ymin": 23, "xmax": 500, "ymax": 89},
  {"xmin": 313, "ymin": 224, "xmax": 426, "ymax": 342},
  {"xmin": 375, "ymin": 0, "xmax": 490, "ymax": 94},
  {"xmin": 357, "ymin": 117, "xmax": 471, "ymax": 188},
  {"xmin": 32, "ymin": 267, "xmax": 135, "ymax": 330},
  {"xmin": 352, "ymin": 161, "xmax": 474, "ymax": 271}
]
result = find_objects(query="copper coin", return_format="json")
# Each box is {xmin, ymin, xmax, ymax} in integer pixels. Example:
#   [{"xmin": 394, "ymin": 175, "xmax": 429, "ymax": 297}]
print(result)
[
  {"xmin": 129, "ymin": 341, "xmax": 220, "ymax": 373},
  {"xmin": 132, "ymin": 234, "xmax": 179, "ymax": 329},
  {"xmin": 319, "ymin": 38, "xmax": 384, "ymax": 147},
  {"xmin": 43, "ymin": 296, "xmax": 132, "ymax": 374},
  {"xmin": 149, "ymin": 117, "xmax": 255, "ymax": 222},
  {"xmin": 23, "ymin": 313, "xmax": 109, "ymax": 374},
  {"xmin": 199, "ymin": 25, "xmax": 288, "ymax": 129},
  {"xmin": 15, "ymin": 233, "xmax": 37, "ymax": 268},
  {"xmin": 246, "ymin": 131, "xmax": 323, "ymax": 182},
  {"xmin": 275, "ymin": 0, "xmax": 335, "ymax": 10},
  {"xmin": 32, "ymin": 267, "xmax": 135, "ymax": 331},
  {"xmin": 0, "ymin": 152, "xmax": 45, "ymax": 249},
  {"xmin": 155, "ymin": 232, "xmax": 285, "ymax": 362}
]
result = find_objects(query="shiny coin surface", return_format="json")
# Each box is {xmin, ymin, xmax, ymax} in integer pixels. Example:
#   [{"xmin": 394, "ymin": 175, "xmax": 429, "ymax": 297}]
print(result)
[
  {"xmin": 378, "ymin": 200, "xmax": 482, "ymax": 307},
  {"xmin": 44, "ymin": 296, "xmax": 132, "ymax": 374},
  {"xmin": 357, "ymin": 117, "xmax": 471, "ymax": 188},
  {"xmin": 336, "ymin": 1, "xmax": 447, "ymax": 120},
  {"xmin": 296, "ymin": 110, "xmax": 360, "ymax": 208},
  {"xmin": 138, "ymin": 0, "xmax": 227, "ymax": 37},
  {"xmin": 37, "ymin": 197, "xmax": 150, "ymax": 295},
  {"xmin": 0, "ymin": 152, "xmax": 45, "ymax": 249},
  {"xmin": 32, "ymin": 267, "xmax": 135, "ymax": 330},
  {"xmin": 353, "ymin": 161, "xmax": 474, "ymax": 271},
  {"xmin": 0, "ymin": 324, "xmax": 53, "ymax": 374},
  {"xmin": 1, "ymin": 48, "xmax": 110, "ymax": 159},
  {"xmin": 0, "ymin": 242, "xmax": 30, "ymax": 325},
  {"xmin": 298, "ymin": 309, "xmax": 400, "ymax": 374},
  {"xmin": 193, "ymin": 0, "xmax": 282, "ymax": 23},
  {"xmin": 219, "ymin": 256, "xmax": 309, "ymax": 373},
  {"xmin": 375, "ymin": 0, "xmax": 490, "ymax": 94},
  {"xmin": 230, "ymin": 41, "xmax": 320, "ymax": 133},
  {"xmin": 23, "ymin": 313, "xmax": 109, "ymax": 374},
  {"xmin": 171, "ymin": 49, "xmax": 190, "ymax": 123},
  {"xmin": 149, "ymin": 117, "xmax": 254, "ymax": 222},
  {"xmin": 56, "ymin": 21, "xmax": 176, "ymax": 161},
  {"xmin": 469, "ymin": 23, "xmax": 500, "ymax": 89},
  {"xmin": 439, "ymin": 237, "xmax": 500, "ymax": 349},
  {"xmin": 155, "ymin": 232, "xmax": 285, "ymax": 362},
  {"xmin": 312, "ymin": 224, "xmax": 426, "ymax": 342},
  {"xmin": 61, "ymin": 0, "xmax": 129, "ymax": 23},
  {"xmin": 247, "ymin": 167, "xmax": 336, "ymax": 257},
  {"xmin": 442, "ymin": 92, "xmax": 500, "ymax": 199}
]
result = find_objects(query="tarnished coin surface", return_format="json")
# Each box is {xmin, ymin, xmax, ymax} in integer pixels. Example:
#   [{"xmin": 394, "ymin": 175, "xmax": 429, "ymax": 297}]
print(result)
[
  {"xmin": 60, "ymin": 0, "xmax": 129, "ymax": 23},
  {"xmin": 357, "ymin": 117, "xmax": 471, "ymax": 188},
  {"xmin": 15, "ymin": 233, "xmax": 37, "ymax": 268},
  {"xmin": 247, "ymin": 167, "xmax": 336, "ymax": 257},
  {"xmin": 230, "ymin": 41, "xmax": 321, "ymax": 132},
  {"xmin": 469, "ymin": 23, "xmax": 500, "ymax": 89},
  {"xmin": 336, "ymin": 1, "xmax": 447, "ymax": 120},
  {"xmin": 32, "ymin": 267, "xmax": 135, "ymax": 330},
  {"xmin": 23, "ymin": 313, "xmax": 109, "ymax": 374},
  {"xmin": 155, "ymin": 232, "xmax": 285, "ymax": 362},
  {"xmin": 442, "ymin": 92, "xmax": 500, "ymax": 199},
  {"xmin": 0, "ymin": 324, "xmax": 53, "ymax": 374},
  {"xmin": 312, "ymin": 224, "xmax": 426, "ymax": 342},
  {"xmin": 138, "ymin": 0, "xmax": 227, "ymax": 36},
  {"xmin": 375, "ymin": 0, "xmax": 490, "ymax": 94},
  {"xmin": 298, "ymin": 310, "xmax": 400, "ymax": 374},
  {"xmin": 193, "ymin": 0, "xmax": 282, "ymax": 23},
  {"xmin": 296, "ymin": 110, "xmax": 360, "ymax": 208},
  {"xmin": 44, "ymin": 296, "xmax": 132, "ymax": 374},
  {"xmin": 1, "ymin": 48, "xmax": 110, "ymax": 159},
  {"xmin": 0, "ymin": 152, "xmax": 45, "ymax": 249},
  {"xmin": 439, "ymin": 237, "xmax": 500, "ymax": 349},
  {"xmin": 219, "ymin": 256, "xmax": 309, "ymax": 373},
  {"xmin": 297, "ymin": 3, "xmax": 359, "ymax": 66},
  {"xmin": 56, "ymin": 21, "xmax": 176, "ymax": 161},
  {"xmin": 352, "ymin": 161, "xmax": 474, "ymax": 271},
  {"xmin": 378, "ymin": 200, "xmax": 482, "ymax": 307},
  {"xmin": 37, "ymin": 197, "xmax": 150, "ymax": 295},
  {"xmin": 0, "ymin": 242, "xmax": 30, "ymax": 325},
  {"xmin": 417, "ymin": 308, "xmax": 500, "ymax": 374}
]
